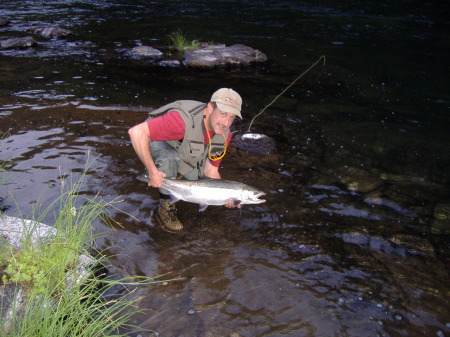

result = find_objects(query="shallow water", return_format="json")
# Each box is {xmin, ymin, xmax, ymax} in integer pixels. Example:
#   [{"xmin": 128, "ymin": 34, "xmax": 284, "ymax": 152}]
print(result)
[{"xmin": 1, "ymin": 1, "xmax": 449, "ymax": 336}]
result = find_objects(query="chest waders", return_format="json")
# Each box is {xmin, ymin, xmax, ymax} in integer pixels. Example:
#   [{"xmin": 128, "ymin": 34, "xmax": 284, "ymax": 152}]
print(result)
[{"xmin": 147, "ymin": 100, "xmax": 229, "ymax": 178}]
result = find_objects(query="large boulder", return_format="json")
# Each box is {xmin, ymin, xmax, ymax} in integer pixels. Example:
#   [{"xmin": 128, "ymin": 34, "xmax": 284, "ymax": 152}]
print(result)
[
  {"xmin": 183, "ymin": 44, "xmax": 268, "ymax": 68},
  {"xmin": 0, "ymin": 216, "xmax": 55, "ymax": 249},
  {"xmin": 0, "ymin": 216, "xmax": 95, "ymax": 332}
]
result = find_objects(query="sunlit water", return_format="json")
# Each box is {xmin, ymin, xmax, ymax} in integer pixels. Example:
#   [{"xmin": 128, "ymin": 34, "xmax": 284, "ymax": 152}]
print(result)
[{"xmin": 1, "ymin": 1, "xmax": 449, "ymax": 336}]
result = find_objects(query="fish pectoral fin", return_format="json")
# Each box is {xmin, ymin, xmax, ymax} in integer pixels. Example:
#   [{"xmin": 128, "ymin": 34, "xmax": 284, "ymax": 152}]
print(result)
[
  {"xmin": 198, "ymin": 204, "xmax": 209, "ymax": 212},
  {"xmin": 233, "ymin": 200, "xmax": 242, "ymax": 206},
  {"xmin": 168, "ymin": 194, "xmax": 181, "ymax": 203}
]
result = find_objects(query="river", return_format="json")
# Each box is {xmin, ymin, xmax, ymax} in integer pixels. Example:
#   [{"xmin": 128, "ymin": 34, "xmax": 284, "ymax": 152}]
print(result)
[{"xmin": 1, "ymin": 1, "xmax": 449, "ymax": 336}]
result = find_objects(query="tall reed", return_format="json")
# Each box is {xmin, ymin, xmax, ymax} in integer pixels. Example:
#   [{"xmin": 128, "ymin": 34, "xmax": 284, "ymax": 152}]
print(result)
[{"xmin": 0, "ymin": 158, "xmax": 158, "ymax": 336}]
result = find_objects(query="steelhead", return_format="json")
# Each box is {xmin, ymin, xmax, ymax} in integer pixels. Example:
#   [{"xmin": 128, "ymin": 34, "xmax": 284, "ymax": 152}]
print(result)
[{"xmin": 161, "ymin": 178, "xmax": 266, "ymax": 212}]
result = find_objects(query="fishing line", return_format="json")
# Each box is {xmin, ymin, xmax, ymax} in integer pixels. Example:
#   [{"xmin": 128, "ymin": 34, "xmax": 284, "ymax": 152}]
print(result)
[{"xmin": 246, "ymin": 55, "xmax": 326, "ymax": 133}]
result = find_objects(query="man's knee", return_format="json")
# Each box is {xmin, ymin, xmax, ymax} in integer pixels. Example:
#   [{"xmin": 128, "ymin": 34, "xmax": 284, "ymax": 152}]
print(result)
[{"xmin": 150, "ymin": 141, "xmax": 179, "ymax": 178}]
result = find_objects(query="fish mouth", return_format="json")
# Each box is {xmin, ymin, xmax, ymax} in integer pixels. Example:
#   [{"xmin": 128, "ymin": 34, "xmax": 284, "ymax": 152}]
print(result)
[{"xmin": 249, "ymin": 192, "xmax": 266, "ymax": 204}]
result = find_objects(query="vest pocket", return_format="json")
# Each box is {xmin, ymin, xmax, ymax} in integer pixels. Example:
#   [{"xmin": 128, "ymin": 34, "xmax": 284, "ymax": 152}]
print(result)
[{"xmin": 187, "ymin": 140, "xmax": 204, "ymax": 155}]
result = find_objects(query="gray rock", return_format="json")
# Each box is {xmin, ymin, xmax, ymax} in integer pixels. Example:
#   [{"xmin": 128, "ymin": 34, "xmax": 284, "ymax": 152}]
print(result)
[
  {"xmin": 183, "ymin": 44, "xmax": 268, "ymax": 68},
  {"xmin": 0, "ymin": 215, "xmax": 55, "ymax": 249},
  {"xmin": 125, "ymin": 45, "xmax": 164, "ymax": 61},
  {"xmin": 27, "ymin": 26, "xmax": 73, "ymax": 38},
  {"xmin": 0, "ymin": 36, "xmax": 37, "ymax": 50}
]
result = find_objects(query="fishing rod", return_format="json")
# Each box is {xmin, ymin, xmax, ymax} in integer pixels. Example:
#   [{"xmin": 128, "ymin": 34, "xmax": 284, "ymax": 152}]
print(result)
[{"xmin": 246, "ymin": 55, "xmax": 326, "ymax": 133}]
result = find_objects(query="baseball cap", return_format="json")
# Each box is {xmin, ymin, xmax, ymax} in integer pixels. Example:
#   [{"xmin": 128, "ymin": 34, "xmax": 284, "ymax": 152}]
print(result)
[{"xmin": 210, "ymin": 88, "xmax": 242, "ymax": 118}]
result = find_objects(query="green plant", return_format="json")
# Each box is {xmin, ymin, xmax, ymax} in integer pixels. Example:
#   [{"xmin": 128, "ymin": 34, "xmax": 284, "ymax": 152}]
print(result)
[
  {"xmin": 168, "ymin": 30, "xmax": 201, "ymax": 51},
  {"xmin": 2, "ymin": 244, "xmax": 57, "ymax": 294}
]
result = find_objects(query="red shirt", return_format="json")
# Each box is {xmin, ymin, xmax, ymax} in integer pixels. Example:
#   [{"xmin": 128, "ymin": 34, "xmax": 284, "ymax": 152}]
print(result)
[{"xmin": 147, "ymin": 110, "xmax": 231, "ymax": 167}]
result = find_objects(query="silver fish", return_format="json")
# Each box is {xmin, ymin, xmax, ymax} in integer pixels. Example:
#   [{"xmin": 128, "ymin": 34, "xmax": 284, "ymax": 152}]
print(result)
[{"xmin": 162, "ymin": 178, "xmax": 266, "ymax": 212}]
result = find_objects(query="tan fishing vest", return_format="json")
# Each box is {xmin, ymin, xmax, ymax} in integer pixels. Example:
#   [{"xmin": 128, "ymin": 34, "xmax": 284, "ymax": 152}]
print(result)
[{"xmin": 147, "ymin": 100, "xmax": 229, "ymax": 176}]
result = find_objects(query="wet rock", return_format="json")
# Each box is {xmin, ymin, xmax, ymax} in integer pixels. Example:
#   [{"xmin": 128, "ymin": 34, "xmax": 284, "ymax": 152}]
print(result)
[
  {"xmin": 26, "ymin": 26, "xmax": 74, "ymax": 38},
  {"xmin": 0, "ymin": 19, "xmax": 11, "ymax": 27},
  {"xmin": 183, "ymin": 44, "xmax": 267, "ymax": 68},
  {"xmin": 125, "ymin": 45, "xmax": 164, "ymax": 61},
  {"xmin": 231, "ymin": 132, "xmax": 277, "ymax": 154},
  {"xmin": 431, "ymin": 203, "xmax": 450, "ymax": 234},
  {"xmin": 0, "ymin": 36, "xmax": 37, "ymax": 50}
]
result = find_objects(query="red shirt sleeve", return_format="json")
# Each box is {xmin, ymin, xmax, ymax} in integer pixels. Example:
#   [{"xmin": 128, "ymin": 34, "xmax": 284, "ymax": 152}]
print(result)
[
  {"xmin": 147, "ymin": 109, "xmax": 231, "ymax": 168},
  {"xmin": 146, "ymin": 110, "xmax": 185, "ymax": 141}
]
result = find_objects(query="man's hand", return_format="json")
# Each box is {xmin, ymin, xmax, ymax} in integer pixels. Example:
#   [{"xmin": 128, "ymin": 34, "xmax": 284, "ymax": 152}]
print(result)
[
  {"xmin": 148, "ymin": 171, "xmax": 166, "ymax": 189},
  {"xmin": 225, "ymin": 198, "xmax": 241, "ymax": 209}
]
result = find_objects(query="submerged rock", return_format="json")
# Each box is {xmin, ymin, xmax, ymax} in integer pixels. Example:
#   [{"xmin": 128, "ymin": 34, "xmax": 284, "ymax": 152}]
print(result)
[
  {"xmin": 27, "ymin": 26, "xmax": 74, "ymax": 38},
  {"xmin": 341, "ymin": 232, "xmax": 370, "ymax": 246},
  {"xmin": 183, "ymin": 44, "xmax": 268, "ymax": 68},
  {"xmin": 336, "ymin": 231, "xmax": 435, "ymax": 258},
  {"xmin": 389, "ymin": 234, "xmax": 435, "ymax": 256},
  {"xmin": 0, "ymin": 36, "xmax": 37, "ymax": 50},
  {"xmin": 157, "ymin": 59, "xmax": 181, "ymax": 67}
]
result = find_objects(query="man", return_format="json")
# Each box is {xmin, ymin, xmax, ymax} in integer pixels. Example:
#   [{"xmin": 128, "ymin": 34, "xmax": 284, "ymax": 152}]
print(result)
[{"xmin": 128, "ymin": 88, "xmax": 242, "ymax": 232}]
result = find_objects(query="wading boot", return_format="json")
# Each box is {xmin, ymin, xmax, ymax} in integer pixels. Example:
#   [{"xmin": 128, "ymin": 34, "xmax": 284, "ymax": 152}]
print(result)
[{"xmin": 156, "ymin": 199, "xmax": 183, "ymax": 232}]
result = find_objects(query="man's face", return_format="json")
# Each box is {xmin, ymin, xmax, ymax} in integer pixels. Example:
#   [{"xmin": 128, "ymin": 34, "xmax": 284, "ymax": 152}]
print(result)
[{"xmin": 207, "ymin": 103, "xmax": 236, "ymax": 134}]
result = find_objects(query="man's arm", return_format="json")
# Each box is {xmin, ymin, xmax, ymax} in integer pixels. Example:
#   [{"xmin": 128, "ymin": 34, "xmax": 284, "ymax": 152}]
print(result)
[{"xmin": 128, "ymin": 121, "xmax": 166, "ymax": 189}]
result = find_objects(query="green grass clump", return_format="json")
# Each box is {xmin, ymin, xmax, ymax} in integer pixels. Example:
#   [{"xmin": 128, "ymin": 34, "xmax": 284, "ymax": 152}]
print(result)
[
  {"xmin": 0, "ymin": 159, "xmax": 160, "ymax": 336},
  {"xmin": 168, "ymin": 30, "xmax": 201, "ymax": 51}
]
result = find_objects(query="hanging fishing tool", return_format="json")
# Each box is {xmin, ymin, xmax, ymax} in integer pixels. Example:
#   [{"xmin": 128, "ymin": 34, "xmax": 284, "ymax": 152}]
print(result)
[{"xmin": 232, "ymin": 55, "xmax": 326, "ymax": 154}]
